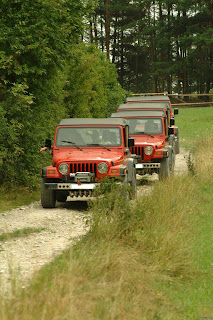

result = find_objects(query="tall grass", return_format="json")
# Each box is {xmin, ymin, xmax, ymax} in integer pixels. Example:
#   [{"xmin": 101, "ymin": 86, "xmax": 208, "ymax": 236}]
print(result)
[
  {"xmin": 0, "ymin": 180, "xmax": 197, "ymax": 319},
  {"xmin": 1, "ymin": 138, "xmax": 213, "ymax": 319}
]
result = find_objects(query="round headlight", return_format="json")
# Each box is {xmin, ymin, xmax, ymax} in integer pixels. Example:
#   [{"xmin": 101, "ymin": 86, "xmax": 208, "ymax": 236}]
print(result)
[
  {"xmin": 144, "ymin": 146, "xmax": 153, "ymax": 155},
  {"xmin": 97, "ymin": 162, "xmax": 108, "ymax": 174},
  {"xmin": 58, "ymin": 163, "xmax": 69, "ymax": 175}
]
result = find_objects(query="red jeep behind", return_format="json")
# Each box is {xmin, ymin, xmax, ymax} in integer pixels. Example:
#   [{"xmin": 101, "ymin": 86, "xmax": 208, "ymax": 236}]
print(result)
[
  {"xmin": 111, "ymin": 110, "xmax": 175, "ymax": 179},
  {"xmin": 41, "ymin": 118, "xmax": 137, "ymax": 208},
  {"xmin": 117, "ymin": 97, "xmax": 180, "ymax": 154}
]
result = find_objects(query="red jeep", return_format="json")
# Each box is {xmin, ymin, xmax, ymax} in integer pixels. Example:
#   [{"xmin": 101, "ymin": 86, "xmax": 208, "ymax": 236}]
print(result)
[
  {"xmin": 118, "ymin": 97, "xmax": 180, "ymax": 154},
  {"xmin": 41, "ymin": 118, "xmax": 137, "ymax": 208},
  {"xmin": 111, "ymin": 110, "xmax": 175, "ymax": 179},
  {"xmin": 125, "ymin": 95, "xmax": 177, "ymax": 118}
]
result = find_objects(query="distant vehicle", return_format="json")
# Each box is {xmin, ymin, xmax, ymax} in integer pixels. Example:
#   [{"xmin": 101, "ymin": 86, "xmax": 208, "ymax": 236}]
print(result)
[
  {"xmin": 40, "ymin": 118, "xmax": 137, "ymax": 208},
  {"xmin": 125, "ymin": 95, "xmax": 178, "ymax": 118},
  {"xmin": 111, "ymin": 110, "xmax": 176, "ymax": 179},
  {"xmin": 118, "ymin": 96, "xmax": 180, "ymax": 154}
]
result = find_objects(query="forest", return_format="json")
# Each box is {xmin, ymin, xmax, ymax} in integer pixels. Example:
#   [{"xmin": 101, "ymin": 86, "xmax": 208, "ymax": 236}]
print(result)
[
  {"xmin": 0, "ymin": 0, "xmax": 212, "ymax": 188},
  {"xmin": 89, "ymin": 0, "xmax": 213, "ymax": 93}
]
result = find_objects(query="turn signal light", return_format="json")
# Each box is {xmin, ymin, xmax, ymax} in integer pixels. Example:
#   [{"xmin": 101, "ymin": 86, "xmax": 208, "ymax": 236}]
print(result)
[
  {"xmin": 48, "ymin": 170, "xmax": 56, "ymax": 174},
  {"xmin": 111, "ymin": 169, "xmax": 119, "ymax": 174}
]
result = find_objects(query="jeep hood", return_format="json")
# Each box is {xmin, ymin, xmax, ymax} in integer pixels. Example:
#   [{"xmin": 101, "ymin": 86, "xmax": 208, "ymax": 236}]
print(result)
[
  {"xmin": 52, "ymin": 148, "xmax": 124, "ymax": 165},
  {"xmin": 130, "ymin": 134, "xmax": 166, "ymax": 149}
]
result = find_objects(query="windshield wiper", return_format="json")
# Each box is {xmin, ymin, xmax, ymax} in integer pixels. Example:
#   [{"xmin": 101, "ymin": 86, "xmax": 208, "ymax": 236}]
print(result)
[
  {"xmin": 61, "ymin": 140, "xmax": 83, "ymax": 151},
  {"xmin": 86, "ymin": 143, "xmax": 111, "ymax": 151},
  {"xmin": 131, "ymin": 132, "xmax": 154, "ymax": 138}
]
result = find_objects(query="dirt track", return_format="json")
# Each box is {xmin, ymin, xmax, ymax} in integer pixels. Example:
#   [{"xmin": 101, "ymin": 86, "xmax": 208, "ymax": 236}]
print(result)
[{"xmin": 0, "ymin": 148, "xmax": 188, "ymax": 295}]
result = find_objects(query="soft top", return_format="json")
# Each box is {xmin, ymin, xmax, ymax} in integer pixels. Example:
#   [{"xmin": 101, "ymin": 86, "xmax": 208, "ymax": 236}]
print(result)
[
  {"xmin": 125, "ymin": 95, "xmax": 170, "ymax": 102},
  {"xmin": 111, "ymin": 110, "xmax": 166, "ymax": 118},
  {"xmin": 118, "ymin": 102, "xmax": 170, "ymax": 110},
  {"xmin": 58, "ymin": 118, "xmax": 128, "ymax": 126}
]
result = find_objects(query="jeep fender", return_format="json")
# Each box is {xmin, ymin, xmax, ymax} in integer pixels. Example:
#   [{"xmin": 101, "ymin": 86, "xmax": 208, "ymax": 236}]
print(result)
[
  {"xmin": 167, "ymin": 145, "xmax": 173, "ymax": 159},
  {"xmin": 124, "ymin": 158, "xmax": 136, "ymax": 183}
]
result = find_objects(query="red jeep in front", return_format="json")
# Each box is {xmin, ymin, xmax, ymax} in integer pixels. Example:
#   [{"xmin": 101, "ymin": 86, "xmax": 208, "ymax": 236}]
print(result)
[
  {"xmin": 111, "ymin": 110, "xmax": 175, "ymax": 180},
  {"xmin": 41, "ymin": 118, "xmax": 137, "ymax": 208}
]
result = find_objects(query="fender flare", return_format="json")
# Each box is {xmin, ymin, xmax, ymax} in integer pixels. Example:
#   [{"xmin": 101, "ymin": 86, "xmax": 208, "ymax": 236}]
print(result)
[{"xmin": 41, "ymin": 167, "xmax": 48, "ymax": 179}]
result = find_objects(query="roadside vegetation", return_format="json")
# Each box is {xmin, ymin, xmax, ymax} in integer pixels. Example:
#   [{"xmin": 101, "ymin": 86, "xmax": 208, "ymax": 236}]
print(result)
[
  {"xmin": 0, "ymin": 228, "xmax": 45, "ymax": 242},
  {"xmin": 1, "ymin": 131, "xmax": 213, "ymax": 319},
  {"xmin": 174, "ymin": 106, "xmax": 213, "ymax": 150}
]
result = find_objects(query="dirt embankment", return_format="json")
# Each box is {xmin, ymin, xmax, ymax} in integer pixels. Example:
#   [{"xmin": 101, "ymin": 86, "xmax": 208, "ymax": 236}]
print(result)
[{"xmin": 0, "ymin": 148, "xmax": 188, "ymax": 295}]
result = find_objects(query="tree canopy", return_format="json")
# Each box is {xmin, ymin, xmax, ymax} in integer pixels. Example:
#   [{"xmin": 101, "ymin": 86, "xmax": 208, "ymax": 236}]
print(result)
[
  {"xmin": 0, "ymin": 0, "xmax": 125, "ymax": 187},
  {"xmin": 87, "ymin": 0, "xmax": 213, "ymax": 94}
]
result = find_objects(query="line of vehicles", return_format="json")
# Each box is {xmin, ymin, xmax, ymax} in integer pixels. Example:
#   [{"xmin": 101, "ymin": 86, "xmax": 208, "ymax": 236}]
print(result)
[{"xmin": 41, "ymin": 95, "xmax": 179, "ymax": 208}]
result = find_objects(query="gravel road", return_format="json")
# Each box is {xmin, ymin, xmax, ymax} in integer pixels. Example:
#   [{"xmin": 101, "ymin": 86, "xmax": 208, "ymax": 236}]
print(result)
[{"xmin": 0, "ymin": 148, "xmax": 188, "ymax": 295}]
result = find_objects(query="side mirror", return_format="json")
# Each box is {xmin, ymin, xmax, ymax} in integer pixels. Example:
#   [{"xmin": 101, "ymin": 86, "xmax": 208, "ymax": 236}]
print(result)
[
  {"xmin": 170, "ymin": 118, "xmax": 175, "ymax": 126},
  {"xmin": 45, "ymin": 139, "xmax": 51, "ymax": 149},
  {"xmin": 128, "ymin": 138, "xmax": 135, "ymax": 147},
  {"xmin": 168, "ymin": 127, "xmax": 174, "ymax": 135},
  {"xmin": 174, "ymin": 108, "xmax": 179, "ymax": 115}
]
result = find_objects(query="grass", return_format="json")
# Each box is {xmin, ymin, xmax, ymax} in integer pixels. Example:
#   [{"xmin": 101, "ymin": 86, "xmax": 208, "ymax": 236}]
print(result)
[
  {"xmin": 0, "ymin": 167, "xmax": 201, "ymax": 319},
  {"xmin": 0, "ymin": 228, "xmax": 45, "ymax": 242},
  {"xmin": 154, "ymin": 136, "xmax": 213, "ymax": 319},
  {"xmin": 0, "ymin": 187, "xmax": 40, "ymax": 214},
  {"xmin": 0, "ymin": 108, "xmax": 213, "ymax": 319},
  {"xmin": 174, "ymin": 106, "xmax": 213, "ymax": 149}
]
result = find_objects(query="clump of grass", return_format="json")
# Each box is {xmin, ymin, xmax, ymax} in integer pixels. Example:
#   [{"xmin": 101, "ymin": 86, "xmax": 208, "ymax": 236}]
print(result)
[
  {"xmin": 0, "ymin": 186, "xmax": 40, "ymax": 214},
  {"xmin": 0, "ymin": 228, "xmax": 45, "ymax": 242},
  {"xmin": 89, "ymin": 174, "xmax": 196, "ymax": 279},
  {"xmin": 193, "ymin": 135, "xmax": 213, "ymax": 183}
]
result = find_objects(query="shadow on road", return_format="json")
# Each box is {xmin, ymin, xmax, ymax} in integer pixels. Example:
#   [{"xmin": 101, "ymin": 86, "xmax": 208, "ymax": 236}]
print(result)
[{"xmin": 56, "ymin": 199, "xmax": 89, "ymax": 211}]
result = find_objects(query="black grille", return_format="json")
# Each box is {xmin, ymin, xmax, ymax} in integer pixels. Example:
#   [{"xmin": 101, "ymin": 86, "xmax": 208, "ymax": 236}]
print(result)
[
  {"xmin": 70, "ymin": 163, "xmax": 97, "ymax": 173},
  {"xmin": 131, "ymin": 147, "xmax": 144, "ymax": 160}
]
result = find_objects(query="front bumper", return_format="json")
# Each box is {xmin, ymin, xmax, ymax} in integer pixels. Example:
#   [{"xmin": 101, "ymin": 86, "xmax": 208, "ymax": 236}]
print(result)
[
  {"xmin": 135, "ymin": 163, "xmax": 160, "ymax": 169},
  {"xmin": 45, "ymin": 183, "xmax": 97, "ymax": 190}
]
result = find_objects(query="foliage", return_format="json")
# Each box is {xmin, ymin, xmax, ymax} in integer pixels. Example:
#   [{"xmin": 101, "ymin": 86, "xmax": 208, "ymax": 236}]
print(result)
[
  {"xmin": 0, "ymin": 1, "xmax": 125, "ymax": 188},
  {"xmin": 90, "ymin": 0, "xmax": 213, "ymax": 93},
  {"xmin": 64, "ymin": 43, "xmax": 126, "ymax": 118}
]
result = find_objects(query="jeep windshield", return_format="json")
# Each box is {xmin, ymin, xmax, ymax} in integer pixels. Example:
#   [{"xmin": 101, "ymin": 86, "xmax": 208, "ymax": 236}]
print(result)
[
  {"xmin": 56, "ymin": 127, "xmax": 122, "ymax": 147},
  {"xmin": 127, "ymin": 118, "xmax": 163, "ymax": 135}
]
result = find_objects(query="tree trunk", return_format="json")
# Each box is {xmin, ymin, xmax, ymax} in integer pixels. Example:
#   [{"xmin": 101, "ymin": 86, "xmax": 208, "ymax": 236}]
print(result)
[{"xmin": 105, "ymin": 0, "xmax": 111, "ymax": 60}]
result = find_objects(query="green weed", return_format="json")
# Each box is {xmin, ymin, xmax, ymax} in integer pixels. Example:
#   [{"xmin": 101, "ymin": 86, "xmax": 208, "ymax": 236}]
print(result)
[{"xmin": 0, "ymin": 228, "xmax": 45, "ymax": 242}]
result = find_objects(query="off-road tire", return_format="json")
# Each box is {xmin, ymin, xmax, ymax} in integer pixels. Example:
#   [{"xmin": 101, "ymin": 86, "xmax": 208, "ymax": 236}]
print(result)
[
  {"xmin": 41, "ymin": 178, "xmax": 56, "ymax": 208},
  {"xmin": 159, "ymin": 158, "xmax": 170, "ymax": 180},
  {"xmin": 169, "ymin": 150, "xmax": 175, "ymax": 172},
  {"xmin": 129, "ymin": 167, "xmax": 137, "ymax": 199},
  {"xmin": 175, "ymin": 134, "xmax": 180, "ymax": 154},
  {"xmin": 56, "ymin": 192, "xmax": 67, "ymax": 203}
]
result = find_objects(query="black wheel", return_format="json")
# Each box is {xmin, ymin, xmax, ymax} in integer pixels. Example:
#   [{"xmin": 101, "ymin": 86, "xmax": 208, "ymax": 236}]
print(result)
[
  {"xmin": 175, "ymin": 134, "xmax": 180, "ymax": 154},
  {"xmin": 129, "ymin": 167, "xmax": 137, "ymax": 199},
  {"xmin": 169, "ymin": 150, "xmax": 175, "ymax": 172},
  {"xmin": 41, "ymin": 178, "xmax": 56, "ymax": 208},
  {"xmin": 159, "ymin": 158, "xmax": 170, "ymax": 180},
  {"xmin": 56, "ymin": 192, "xmax": 67, "ymax": 203}
]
